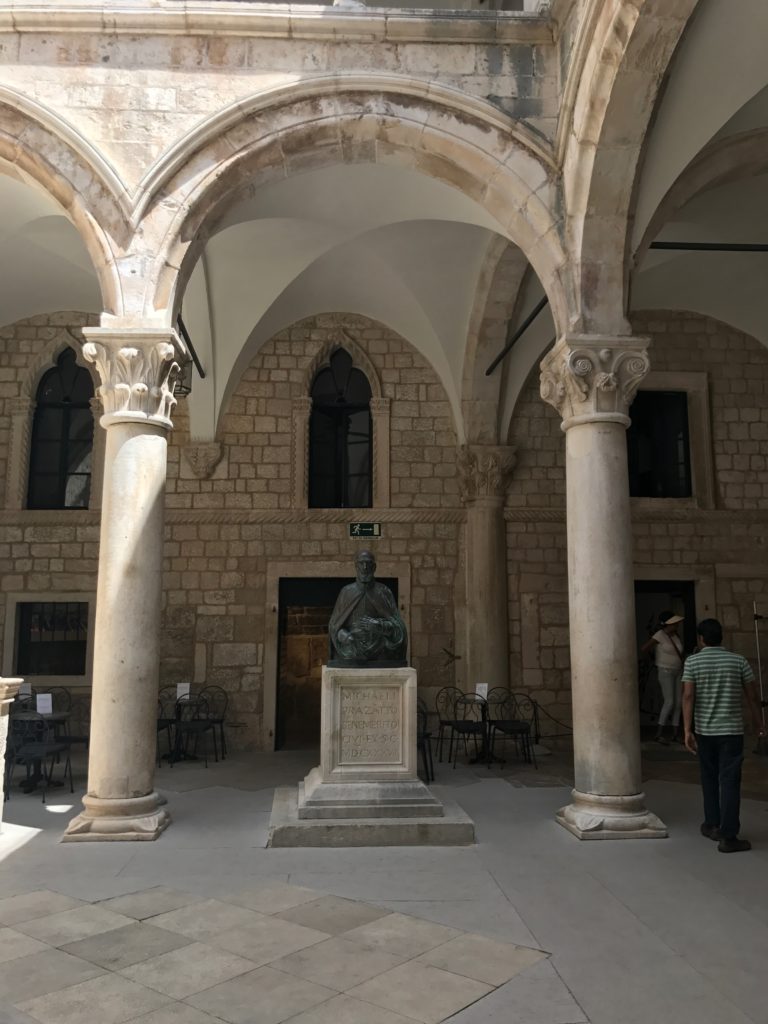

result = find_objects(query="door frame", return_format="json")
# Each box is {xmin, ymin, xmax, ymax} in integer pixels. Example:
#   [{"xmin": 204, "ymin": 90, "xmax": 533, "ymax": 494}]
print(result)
[{"xmin": 263, "ymin": 558, "xmax": 412, "ymax": 751}]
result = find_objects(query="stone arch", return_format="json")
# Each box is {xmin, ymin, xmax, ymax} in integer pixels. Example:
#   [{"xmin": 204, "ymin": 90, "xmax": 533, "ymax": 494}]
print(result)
[
  {"xmin": 0, "ymin": 87, "xmax": 129, "ymax": 316},
  {"xmin": 461, "ymin": 237, "xmax": 530, "ymax": 445},
  {"xmin": 634, "ymin": 128, "xmax": 768, "ymax": 265},
  {"xmin": 562, "ymin": 0, "xmax": 698, "ymax": 334},
  {"xmin": 134, "ymin": 76, "xmax": 570, "ymax": 336},
  {"xmin": 303, "ymin": 330, "xmax": 383, "ymax": 401}
]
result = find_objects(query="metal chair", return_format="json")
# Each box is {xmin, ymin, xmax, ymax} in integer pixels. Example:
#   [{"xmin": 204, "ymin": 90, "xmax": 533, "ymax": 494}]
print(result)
[
  {"xmin": 435, "ymin": 686, "xmax": 463, "ymax": 762},
  {"xmin": 487, "ymin": 693, "xmax": 538, "ymax": 768},
  {"xmin": 199, "ymin": 685, "xmax": 229, "ymax": 760},
  {"xmin": 451, "ymin": 694, "xmax": 488, "ymax": 768},
  {"xmin": 5, "ymin": 711, "xmax": 74, "ymax": 803},
  {"xmin": 416, "ymin": 696, "xmax": 434, "ymax": 782},
  {"xmin": 172, "ymin": 695, "xmax": 218, "ymax": 767}
]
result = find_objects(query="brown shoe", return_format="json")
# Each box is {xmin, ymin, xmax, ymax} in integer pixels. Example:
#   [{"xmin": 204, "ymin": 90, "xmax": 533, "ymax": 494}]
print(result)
[
  {"xmin": 718, "ymin": 837, "xmax": 751, "ymax": 853},
  {"xmin": 700, "ymin": 824, "xmax": 721, "ymax": 841}
]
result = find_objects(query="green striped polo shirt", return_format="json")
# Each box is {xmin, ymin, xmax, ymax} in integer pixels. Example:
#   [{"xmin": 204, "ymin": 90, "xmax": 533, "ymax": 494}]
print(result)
[{"xmin": 682, "ymin": 646, "xmax": 755, "ymax": 735}]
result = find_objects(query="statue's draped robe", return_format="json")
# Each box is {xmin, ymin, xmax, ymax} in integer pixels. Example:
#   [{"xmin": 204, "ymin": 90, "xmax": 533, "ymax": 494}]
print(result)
[{"xmin": 329, "ymin": 581, "xmax": 408, "ymax": 663}]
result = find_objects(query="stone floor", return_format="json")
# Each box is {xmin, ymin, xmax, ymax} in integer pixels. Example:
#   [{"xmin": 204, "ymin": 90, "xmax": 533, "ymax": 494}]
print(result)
[{"xmin": 0, "ymin": 746, "xmax": 767, "ymax": 1024}]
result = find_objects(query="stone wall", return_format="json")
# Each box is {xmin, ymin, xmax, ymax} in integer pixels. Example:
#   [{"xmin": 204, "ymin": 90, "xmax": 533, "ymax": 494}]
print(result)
[
  {"xmin": 1, "ymin": 307, "xmax": 767, "ymax": 748},
  {"xmin": 505, "ymin": 310, "xmax": 768, "ymax": 727}
]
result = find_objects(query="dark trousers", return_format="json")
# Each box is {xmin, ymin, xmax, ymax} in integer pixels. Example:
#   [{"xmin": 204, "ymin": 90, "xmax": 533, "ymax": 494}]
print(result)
[{"xmin": 697, "ymin": 733, "xmax": 744, "ymax": 839}]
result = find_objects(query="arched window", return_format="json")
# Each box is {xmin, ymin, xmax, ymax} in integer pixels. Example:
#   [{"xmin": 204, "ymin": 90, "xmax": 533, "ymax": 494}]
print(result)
[
  {"xmin": 309, "ymin": 348, "xmax": 372, "ymax": 508},
  {"xmin": 27, "ymin": 347, "xmax": 94, "ymax": 510}
]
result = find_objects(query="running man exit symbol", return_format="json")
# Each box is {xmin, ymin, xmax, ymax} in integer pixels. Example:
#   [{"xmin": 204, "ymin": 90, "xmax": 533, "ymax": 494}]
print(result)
[{"xmin": 349, "ymin": 523, "xmax": 381, "ymax": 537}]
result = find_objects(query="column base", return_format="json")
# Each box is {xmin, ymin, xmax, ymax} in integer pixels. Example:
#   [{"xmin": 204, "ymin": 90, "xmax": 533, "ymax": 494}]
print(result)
[
  {"xmin": 61, "ymin": 792, "xmax": 170, "ymax": 843},
  {"xmin": 556, "ymin": 790, "xmax": 667, "ymax": 840}
]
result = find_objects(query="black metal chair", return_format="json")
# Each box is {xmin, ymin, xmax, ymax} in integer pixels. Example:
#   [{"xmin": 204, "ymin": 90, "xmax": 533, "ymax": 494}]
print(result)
[
  {"xmin": 487, "ymin": 693, "xmax": 538, "ymax": 768},
  {"xmin": 416, "ymin": 696, "xmax": 434, "ymax": 782},
  {"xmin": 156, "ymin": 692, "xmax": 177, "ymax": 766},
  {"xmin": 435, "ymin": 686, "xmax": 463, "ymax": 762},
  {"xmin": 172, "ymin": 695, "xmax": 218, "ymax": 767},
  {"xmin": 199, "ymin": 685, "xmax": 229, "ymax": 760},
  {"xmin": 5, "ymin": 711, "xmax": 74, "ymax": 803},
  {"xmin": 451, "ymin": 694, "xmax": 488, "ymax": 768}
]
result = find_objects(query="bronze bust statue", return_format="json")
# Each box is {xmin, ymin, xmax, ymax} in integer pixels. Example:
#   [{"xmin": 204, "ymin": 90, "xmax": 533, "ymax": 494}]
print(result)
[{"xmin": 328, "ymin": 550, "xmax": 408, "ymax": 666}]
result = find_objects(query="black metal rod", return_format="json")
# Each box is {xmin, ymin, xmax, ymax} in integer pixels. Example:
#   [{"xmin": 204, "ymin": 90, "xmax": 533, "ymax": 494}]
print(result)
[
  {"xmin": 485, "ymin": 294, "xmax": 549, "ymax": 376},
  {"xmin": 650, "ymin": 241, "xmax": 768, "ymax": 252},
  {"xmin": 176, "ymin": 314, "xmax": 206, "ymax": 379}
]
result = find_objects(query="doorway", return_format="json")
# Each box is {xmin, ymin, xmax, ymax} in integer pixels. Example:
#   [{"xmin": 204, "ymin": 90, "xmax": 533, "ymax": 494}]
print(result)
[
  {"xmin": 276, "ymin": 575, "xmax": 399, "ymax": 750},
  {"xmin": 634, "ymin": 579, "xmax": 696, "ymax": 733}
]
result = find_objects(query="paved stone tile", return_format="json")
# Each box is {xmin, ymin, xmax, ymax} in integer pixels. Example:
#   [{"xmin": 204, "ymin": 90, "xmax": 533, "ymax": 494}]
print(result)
[
  {"xmin": 0, "ymin": 926, "xmax": 49, "ymax": 964},
  {"xmin": 61, "ymin": 922, "xmax": 193, "ymax": 970},
  {"xmin": 120, "ymin": 942, "xmax": 255, "ymax": 999},
  {"xmin": 16, "ymin": 973, "xmax": 169, "ymax": 1024},
  {"xmin": 270, "ymin": 936, "xmax": 403, "ymax": 991},
  {"xmin": 0, "ymin": 949, "xmax": 104, "ymax": 1005},
  {"xmin": 340, "ymin": 912, "xmax": 461, "ymax": 959},
  {"xmin": 208, "ymin": 916, "xmax": 328, "ymax": 966},
  {"xmin": 285, "ymin": 992, "xmax": 416, "ymax": 1024},
  {"xmin": 0, "ymin": 892, "xmax": 84, "ymax": 927},
  {"xmin": 418, "ymin": 933, "xmax": 547, "ymax": 986},
  {"xmin": 149, "ymin": 899, "xmax": 267, "ymax": 942},
  {"xmin": 129, "ymin": 1006, "xmax": 224, "ymax": 1024},
  {"xmin": 348, "ymin": 961, "xmax": 493, "ymax": 1024},
  {"xmin": 187, "ymin": 965, "xmax": 336, "ymax": 1024},
  {"xmin": 220, "ymin": 882, "xmax": 322, "ymax": 916},
  {"xmin": 97, "ymin": 888, "xmax": 204, "ymax": 922},
  {"xmin": 14, "ymin": 906, "xmax": 135, "ymax": 948},
  {"xmin": 275, "ymin": 896, "xmax": 391, "ymax": 935},
  {"xmin": 447, "ymin": 960, "xmax": 588, "ymax": 1023}
]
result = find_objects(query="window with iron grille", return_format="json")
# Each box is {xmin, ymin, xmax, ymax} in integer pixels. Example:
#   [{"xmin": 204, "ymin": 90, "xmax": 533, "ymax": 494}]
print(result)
[
  {"xmin": 627, "ymin": 390, "xmax": 692, "ymax": 498},
  {"xmin": 27, "ymin": 347, "xmax": 94, "ymax": 510},
  {"xmin": 309, "ymin": 348, "xmax": 373, "ymax": 508},
  {"xmin": 15, "ymin": 601, "xmax": 88, "ymax": 676}
]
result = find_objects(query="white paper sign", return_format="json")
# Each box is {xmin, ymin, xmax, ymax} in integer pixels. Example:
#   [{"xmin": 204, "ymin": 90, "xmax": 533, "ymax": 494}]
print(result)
[
  {"xmin": 19, "ymin": 681, "xmax": 32, "ymax": 697},
  {"xmin": 475, "ymin": 683, "xmax": 488, "ymax": 700},
  {"xmin": 36, "ymin": 693, "xmax": 53, "ymax": 715},
  {"xmin": 176, "ymin": 683, "xmax": 191, "ymax": 700}
]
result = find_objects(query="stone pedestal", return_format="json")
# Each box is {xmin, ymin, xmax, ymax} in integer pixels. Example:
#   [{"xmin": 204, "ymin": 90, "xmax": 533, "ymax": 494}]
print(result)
[
  {"xmin": 268, "ymin": 667, "xmax": 474, "ymax": 847},
  {"xmin": 0, "ymin": 678, "xmax": 22, "ymax": 830}
]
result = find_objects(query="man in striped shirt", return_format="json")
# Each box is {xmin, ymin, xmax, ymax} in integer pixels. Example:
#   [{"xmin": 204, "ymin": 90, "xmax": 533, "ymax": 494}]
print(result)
[{"xmin": 682, "ymin": 618, "xmax": 765, "ymax": 853}]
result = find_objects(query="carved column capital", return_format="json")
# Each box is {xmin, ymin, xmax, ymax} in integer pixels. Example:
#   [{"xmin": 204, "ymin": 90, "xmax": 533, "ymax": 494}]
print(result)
[
  {"xmin": 369, "ymin": 396, "xmax": 391, "ymax": 415},
  {"xmin": 540, "ymin": 335, "xmax": 651, "ymax": 430},
  {"xmin": 457, "ymin": 444, "xmax": 516, "ymax": 505},
  {"xmin": 294, "ymin": 396, "xmax": 313, "ymax": 415},
  {"xmin": 8, "ymin": 395, "xmax": 34, "ymax": 417},
  {"xmin": 82, "ymin": 328, "xmax": 188, "ymax": 430}
]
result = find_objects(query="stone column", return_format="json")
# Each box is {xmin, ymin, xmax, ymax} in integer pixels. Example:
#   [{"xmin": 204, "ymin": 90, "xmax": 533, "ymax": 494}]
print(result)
[
  {"xmin": 458, "ymin": 445, "xmax": 516, "ymax": 690},
  {"xmin": 291, "ymin": 396, "xmax": 312, "ymax": 507},
  {"xmin": 63, "ymin": 328, "xmax": 186, "ymax": 842},
  {"xmin": 5, "ymin": 396, "xmax": 34, "ymax": 510},
  {"xmin": 370, "ymin": 396, "xmax": 391, "ymax": 507},
  {"xmin": 540, "ymin": 336, "xmax": 666, "ymax": 839}
]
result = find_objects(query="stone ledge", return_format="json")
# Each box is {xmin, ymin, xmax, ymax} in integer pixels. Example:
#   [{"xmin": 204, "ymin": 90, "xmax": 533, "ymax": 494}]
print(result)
[{"xmin": 267, "ymin": 785, "xmax": 475, "ymax": 846}]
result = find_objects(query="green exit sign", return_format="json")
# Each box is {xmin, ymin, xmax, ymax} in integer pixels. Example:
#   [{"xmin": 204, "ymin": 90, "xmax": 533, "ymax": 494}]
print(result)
[{"xmin": 349, "ymin": 522, "xmax": 381, "ymax": 538}]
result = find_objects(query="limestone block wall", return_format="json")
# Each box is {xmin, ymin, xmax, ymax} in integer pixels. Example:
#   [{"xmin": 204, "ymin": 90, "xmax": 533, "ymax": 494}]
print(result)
[
  {"xmin": 505, "ymin": 310, "xmax": 768, "ymax": 727},
  {"xmin": 0, "ymin": 25, "xmax": 560, "ymax": 187}
]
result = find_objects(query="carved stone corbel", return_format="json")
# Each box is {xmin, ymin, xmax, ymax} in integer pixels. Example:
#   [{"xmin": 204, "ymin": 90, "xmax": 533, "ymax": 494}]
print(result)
[{"xmin": 183, "ymin": 442, "xmax": 223, "ymax": 479}]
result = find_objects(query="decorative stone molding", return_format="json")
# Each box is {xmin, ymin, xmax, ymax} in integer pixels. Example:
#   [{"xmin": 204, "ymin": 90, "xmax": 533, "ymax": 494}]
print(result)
[
  {"xmin": 88, "ymin": 396, "xmax": 105, "ymax": 512},
  {"xmin": 457, "ymin": 445, "xmax": 517, "ymax": 504},
  {"xmin": 291, "ymin": 397, "xmax": 313, "ymax": 508},
  {"xmin": 82, "ymin": 328, "xmax": 188, "ymax": 430},
  {"xmin": 5, "ymin": 396, "xmax": 34, "ymax": 511},
  {"xmin": 183, "ymin": 442, "xmax": 223, "ymax": 480},
  {"xmin": 370, "ymin": 396, "xmax": 391, "ymax": 508},
  {"xmin": 540, "ymin": 336, "xmax": 650, "ymax": 429}
]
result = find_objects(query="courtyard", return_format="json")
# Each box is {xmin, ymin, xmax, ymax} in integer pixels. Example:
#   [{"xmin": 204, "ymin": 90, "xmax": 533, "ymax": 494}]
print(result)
[{"xmin": 1, "ymin": 750, "xmax": 767, "ymax": 1024}]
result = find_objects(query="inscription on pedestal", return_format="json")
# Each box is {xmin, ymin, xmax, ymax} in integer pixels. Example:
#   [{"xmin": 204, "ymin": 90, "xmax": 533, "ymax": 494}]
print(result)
[{"xmin": 339, "ymin": 685, "xmax": 401, "ymax": 764}]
